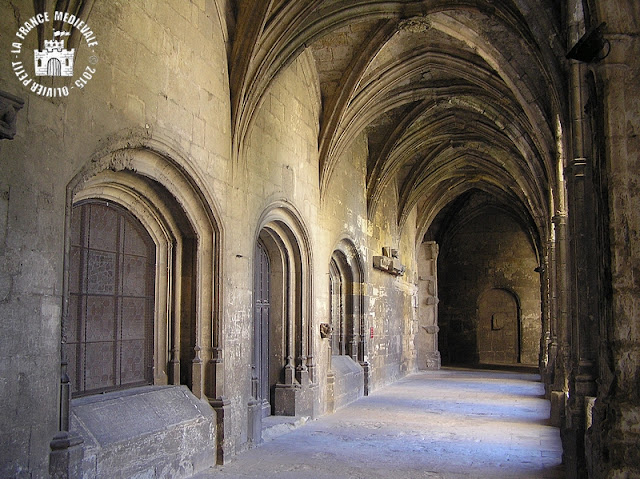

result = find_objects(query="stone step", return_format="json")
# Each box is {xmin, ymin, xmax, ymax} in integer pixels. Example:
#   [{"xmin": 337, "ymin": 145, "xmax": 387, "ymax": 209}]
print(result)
[{"xmin": 261, "ymin": 415, "xmax": 310, "ymax": 442}]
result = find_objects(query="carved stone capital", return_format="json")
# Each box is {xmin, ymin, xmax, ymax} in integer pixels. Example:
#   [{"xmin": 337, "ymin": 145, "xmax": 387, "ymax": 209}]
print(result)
[
  {"xmin": 320, "ymin": 322, "xmax": 332, "ymax": 339},
  {"xmin": 0, "ymin": 91, "xmax": 24, "ymax": 140},
  {"xmin": 422, "ymin": 325, "xmax": 439, "ymax": 334}
]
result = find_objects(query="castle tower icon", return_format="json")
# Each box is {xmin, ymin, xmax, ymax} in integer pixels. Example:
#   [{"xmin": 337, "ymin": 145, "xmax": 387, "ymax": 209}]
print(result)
[{"xmin": 34, "ymin": 31, "xmax": 75, "ymax": 77}]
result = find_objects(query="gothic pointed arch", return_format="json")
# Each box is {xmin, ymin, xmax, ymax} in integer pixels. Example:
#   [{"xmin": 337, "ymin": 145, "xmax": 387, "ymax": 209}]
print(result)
[
  {"xmin": 250, "ymin": 201, "xmax": 315, "ymax": 419},
  {"xmin": 329, "ymin": 238, "xmax": 366, "ymax": 363},
  {"xmin": 327, "ymin": 237, "xmax": 369, "ymax": 407},
  {"xmin": 62, "ymin": 131, "xmax": 225, "ymax": 407}
]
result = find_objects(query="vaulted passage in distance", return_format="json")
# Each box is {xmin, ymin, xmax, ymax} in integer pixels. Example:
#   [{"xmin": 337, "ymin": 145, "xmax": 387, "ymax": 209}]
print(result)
[{"xmin": 426, "ymin": 190, "xmax": 542, "ymax": 368}]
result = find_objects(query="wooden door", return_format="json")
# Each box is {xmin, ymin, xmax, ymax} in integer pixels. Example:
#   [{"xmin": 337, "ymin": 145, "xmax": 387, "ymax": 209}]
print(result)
[{"xmin": 254, "ymin": 241, "xmax": 271, "ymax": 416}]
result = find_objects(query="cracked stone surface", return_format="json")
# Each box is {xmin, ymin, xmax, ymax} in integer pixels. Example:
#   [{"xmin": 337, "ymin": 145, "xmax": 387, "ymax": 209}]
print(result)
[{"xmin": 193, "ymin": 368, "xmax": 564, "ymax": 478}]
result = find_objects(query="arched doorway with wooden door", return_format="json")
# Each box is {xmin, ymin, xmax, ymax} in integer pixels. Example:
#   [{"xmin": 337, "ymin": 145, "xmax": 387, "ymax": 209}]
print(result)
[
  {"xmin": 253, "ymin": 239, "xmax": 273, "ymax": 418},
  {"xmin": 248, "ymin": 203, "xmax": 316, "ymax": 443},
  {"xmin": 477, "ymin": 288, "xmax": 521, "ymax": 365}
]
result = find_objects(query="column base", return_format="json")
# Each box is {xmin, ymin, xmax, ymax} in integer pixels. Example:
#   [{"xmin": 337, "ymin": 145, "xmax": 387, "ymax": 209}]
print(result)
[
  {"xmin": 49, "ymin": 432, "xmax": 84, "ymax": 479},
  {"xmin": 274, "ymin": 383, "xmax": 312, "ymax": 416},
  {"xmin": 425, "ymin": 351, "xmax": 441, "ymax": 369},
  {"xmin": 209, "ymin": 397, "xmax": 231, "ymax": 464}
]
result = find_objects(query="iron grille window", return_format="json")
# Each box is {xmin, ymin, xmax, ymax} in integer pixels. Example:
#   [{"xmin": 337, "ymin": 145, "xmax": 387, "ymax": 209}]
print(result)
[{"xmin": 64, "ymin": 201, "xmax": 155, "ymax": 396}]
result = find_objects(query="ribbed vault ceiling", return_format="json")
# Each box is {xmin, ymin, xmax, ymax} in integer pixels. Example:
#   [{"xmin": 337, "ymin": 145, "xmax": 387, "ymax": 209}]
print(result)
[{"xmin": 230, "ymin": 0, "xmax": 567, "ymax": 249}]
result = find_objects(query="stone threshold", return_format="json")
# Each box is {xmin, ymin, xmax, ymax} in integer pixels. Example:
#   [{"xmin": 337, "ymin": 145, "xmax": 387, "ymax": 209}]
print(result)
[{"xmin": 261, "ymin": 415, "xmax": 310, "ymax": 442}]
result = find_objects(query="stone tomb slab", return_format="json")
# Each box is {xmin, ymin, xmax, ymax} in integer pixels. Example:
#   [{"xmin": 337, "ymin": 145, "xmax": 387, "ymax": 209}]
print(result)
[
  {"xmin": 331, "ymin": 355, "xmax": 364, "ymax": 410},
  {"xmin": 71, "ymin": 385, "xmax": 216, "ymax": 479}
]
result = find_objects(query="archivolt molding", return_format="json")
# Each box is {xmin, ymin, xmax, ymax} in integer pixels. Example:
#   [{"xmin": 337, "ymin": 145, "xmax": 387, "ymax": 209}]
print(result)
[
  {"xmin": 331, "ymin": 237, "xmax": 366, "ymax": 286},
  {"xmin": 72, "ymin": 131, "xmax": 224, "ymax": 228},
  {"xmin": 255, "ymin": 200, "xmax": 316, "ymax": 381},
  {"xmin": 66, "ymin": 131, "xmax": 225, "ymax": 401},
  {"xmin": 73, "ymin": 171, "xmax": 181, "ymax": 248},
  {"xmin": 255, "ymin": 200, "xmax": 314, "ymax": 257}
]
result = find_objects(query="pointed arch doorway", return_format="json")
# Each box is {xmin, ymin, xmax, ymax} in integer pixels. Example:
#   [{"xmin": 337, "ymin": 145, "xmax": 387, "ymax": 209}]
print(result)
[
  {"xmin": 326, "ymin": 239, "xmax": 368, "ymax": 413},
  {"xmin": 251, "ymin": 226, "xmax": 297, "ymax": 417},
  {"xmin": 248, "ymin": 204, "xmax": 316, "ymax": 443},
  {"xmin": 477, "ymin": 288, "xmax": 521, "ymax": 364}
]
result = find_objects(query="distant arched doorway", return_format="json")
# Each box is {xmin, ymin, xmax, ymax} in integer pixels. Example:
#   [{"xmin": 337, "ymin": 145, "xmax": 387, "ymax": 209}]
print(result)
[
  {"xmin": 432, "ymin": 191, "xmax": 541, "ymax": 367},
  {"xmin": 477, "ymin": 288, "xmax": 520, "ymax": 364},
  {"xmin": 329, "ymin": 254, "xmax": 352, "ymax": 357},
  {"xmin": 328, "ymin": 240, "xmax": 366, "ymax": 363},
  {"xmin": 326, "ymin": 238, "xmax": 367, "ymax": 413}
]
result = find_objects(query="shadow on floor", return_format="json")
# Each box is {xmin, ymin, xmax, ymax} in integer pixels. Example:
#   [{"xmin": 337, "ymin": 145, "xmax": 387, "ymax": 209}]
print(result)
[{"xmin": 443, "ymin": 362, "xmax": 540, "ymax": 374}]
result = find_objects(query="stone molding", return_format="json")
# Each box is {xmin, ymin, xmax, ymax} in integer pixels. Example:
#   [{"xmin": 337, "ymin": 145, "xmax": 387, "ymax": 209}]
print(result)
[{"xmin": 0, "ymin": 91, "xmax": 24, "ymax": 140}]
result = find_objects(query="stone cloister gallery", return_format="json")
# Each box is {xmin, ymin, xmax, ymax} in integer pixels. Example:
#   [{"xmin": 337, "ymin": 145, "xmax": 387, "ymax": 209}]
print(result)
[{"xmin": 0, "ymin": 1, "xmax": 638, "ymax": 478}]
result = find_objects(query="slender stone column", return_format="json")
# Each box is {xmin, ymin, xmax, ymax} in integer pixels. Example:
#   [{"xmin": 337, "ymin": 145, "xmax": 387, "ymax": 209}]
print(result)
[
  {"xmin": 567, "ymin": 8, "xmax": 598, "ymax": 401},
  {"xmin": 563, "ymin": 2, "xmax": 606, "ymax": 475},
  {"xmin": 417, "ymin": 241, "xmax": 440, "ymax": 369},
  {"xmin": 550, "ymin": 213, "xmax": 570, "ymax": 429},
  {"xmin": 358, "ymin": 282, "xmax": 370, "ymax": 395},
  {"xmin": 539, "ymin": 239, "xmax": 554, "ymax": 393},
  {"xmin": 50, "ymin": 198, "xmax": 84, "ymax": 479}
]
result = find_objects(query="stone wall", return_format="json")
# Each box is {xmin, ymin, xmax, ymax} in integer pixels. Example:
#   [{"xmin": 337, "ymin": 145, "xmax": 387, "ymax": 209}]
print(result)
[
  {"xmin": 367, "ymin": 184, "xmax": 419, "ymax": 389},
  {"xmin": 584, "ymin": 2, "xmax": 640, "ymax": 477}
]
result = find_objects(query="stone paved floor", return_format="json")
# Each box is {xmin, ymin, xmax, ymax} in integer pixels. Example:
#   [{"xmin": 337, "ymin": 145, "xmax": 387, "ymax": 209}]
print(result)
[{"xmin": 192, "ymin": 368, "xmax": 565, "ymax": 479}]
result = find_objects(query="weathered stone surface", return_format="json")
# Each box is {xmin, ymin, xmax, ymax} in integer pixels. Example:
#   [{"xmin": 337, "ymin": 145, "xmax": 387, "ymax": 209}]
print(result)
[
  {"xmin": 330, "ymin": 355, "xmax": 364, "ymax": 411},
  {"xmin": 71, "ymin": 386, "xmax": 216, "ymax": 479}
]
